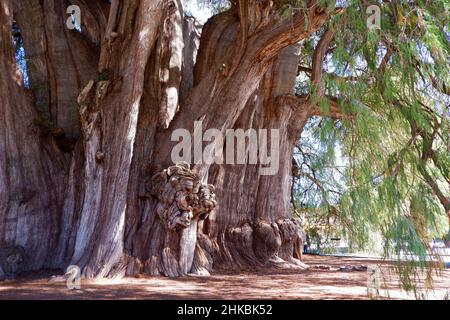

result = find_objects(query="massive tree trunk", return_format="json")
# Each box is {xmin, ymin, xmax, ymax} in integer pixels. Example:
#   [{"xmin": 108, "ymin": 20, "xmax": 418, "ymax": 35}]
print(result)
[
  {"xmin": 203, "ymin": 44, "xmax": 312, "ymax": 271},
  {"xmin": 1, "ymin": 0, "xmax": 337, "ymax": 278},
  {"xmin": 0, "ymin": 0, "xmax": 67, "ymax": 271}
]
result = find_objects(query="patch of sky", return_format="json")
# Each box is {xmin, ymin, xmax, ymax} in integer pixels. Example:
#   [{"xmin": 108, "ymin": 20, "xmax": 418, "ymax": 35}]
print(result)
[
  {"xmin": 182, "ymin": 0, "xmax": 215, "ymax": 24},
  {"xmin": 13, "ymin": 22, "xmax": 29, "ymax": 88}
]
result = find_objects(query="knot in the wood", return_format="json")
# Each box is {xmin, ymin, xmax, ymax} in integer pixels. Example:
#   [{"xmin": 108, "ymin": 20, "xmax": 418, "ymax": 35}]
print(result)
[
  {"xmin": 95, "ymin": 151, "xmax": 105, "ymax": 163},
  {"xmin": 150, "ymin": 162, "xmax": 217, "ymax": 230}
]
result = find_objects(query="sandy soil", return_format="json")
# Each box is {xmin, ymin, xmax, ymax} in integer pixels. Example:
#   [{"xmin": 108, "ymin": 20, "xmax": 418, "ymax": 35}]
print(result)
[{"xmin": 0, "ymin": 255, "xmax": 449, "ymax": 300}]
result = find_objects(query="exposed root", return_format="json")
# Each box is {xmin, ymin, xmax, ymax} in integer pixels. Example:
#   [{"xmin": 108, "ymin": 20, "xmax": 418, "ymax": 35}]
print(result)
[
  {"xmin": 190, "ymin": 217, "xmax": 309, "ymax": 274},
  {"xmin": 129, "ymin": 162, "xmax": 217, "ymax": 277},
  {"xmin": 269, "ymin": 256, "xmax": 309, "ymax": 270}
]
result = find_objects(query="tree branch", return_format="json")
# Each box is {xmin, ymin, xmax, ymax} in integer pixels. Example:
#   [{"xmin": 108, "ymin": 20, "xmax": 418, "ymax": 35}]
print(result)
[
  {"xmin": 252, "ymin": 5, "xmax": 344, "ymax": 63},
  {"xmin": 105, "ymin": 0, "xmax": 120, "ymax": 40},
  {"xmin": 311, "ymin": 27, "xmax": 338, "ymax": 97},
  {"xmin": 418, "ymin": 164, "xmax": 450, "ymax": 217},
  {"xmin": 280, "ymin": 94, "xmax": 354, "ymax": 121}
]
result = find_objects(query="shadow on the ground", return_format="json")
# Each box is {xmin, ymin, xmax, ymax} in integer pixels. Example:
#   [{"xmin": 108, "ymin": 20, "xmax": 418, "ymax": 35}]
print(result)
[{"xmin": 0, "ymin": 255, "xmax": 448, "ymax": 300}]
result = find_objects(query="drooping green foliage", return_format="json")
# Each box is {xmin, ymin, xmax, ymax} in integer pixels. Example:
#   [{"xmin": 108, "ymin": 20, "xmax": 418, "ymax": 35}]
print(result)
[{"xmin": 294, "ymin": 0, "xmax": 449, "ymax": 291}]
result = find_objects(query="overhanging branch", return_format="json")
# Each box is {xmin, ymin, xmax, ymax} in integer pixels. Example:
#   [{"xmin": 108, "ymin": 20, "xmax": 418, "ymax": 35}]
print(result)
[
  {"xmin": 252, "ymin": 5, "xmax": 344, "ymax": 63},
  {"xmin": 280, "ymin": 94, "xmax": 354, "ymax": 121}
]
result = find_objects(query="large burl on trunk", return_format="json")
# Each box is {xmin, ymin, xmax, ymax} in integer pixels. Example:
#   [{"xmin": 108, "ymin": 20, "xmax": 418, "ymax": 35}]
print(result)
[{"xmin": 0, "ymin": 0, "xmax": 341, "ymax": 278}]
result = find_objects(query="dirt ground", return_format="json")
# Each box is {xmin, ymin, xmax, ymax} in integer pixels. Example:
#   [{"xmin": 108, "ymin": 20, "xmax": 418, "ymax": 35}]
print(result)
[{"xmin": 1, "ymin": 255, "xmax": 449, "ymax": 300}]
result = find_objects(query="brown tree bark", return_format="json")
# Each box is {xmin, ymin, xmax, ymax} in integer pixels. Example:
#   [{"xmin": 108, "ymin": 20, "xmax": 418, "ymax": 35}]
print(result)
[
  {"xmin": 0, "ymin": 0, "xmax": 67, "ymax": 271},
  {"xmin": 1, "ymin": 0, "xmax": 339, "ymax": 278}
]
